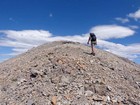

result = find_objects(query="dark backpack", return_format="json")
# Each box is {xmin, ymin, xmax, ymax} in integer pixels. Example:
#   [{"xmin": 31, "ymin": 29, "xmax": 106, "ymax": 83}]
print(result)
[{"xmin": 90, "ymin": 33, "xmax": 96, "ymax": 41}]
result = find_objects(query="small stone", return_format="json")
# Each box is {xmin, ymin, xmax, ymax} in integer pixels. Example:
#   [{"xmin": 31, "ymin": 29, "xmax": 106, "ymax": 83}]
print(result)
[
  {"xmin": 92, "ymin": 95, "xmax": 103, "ymax": 101},
  {"xmin": 0, "ymin": 90, "xmax": 3, "ymax": 97},
  {"xmin": 93, "ymin": 78, "xmax": 105, "ymax": 84},
  {"xmin": 41, "ymin": 91, "xmax": 47, "ymax": 96},
  {"xmin": 26, "ymin": 100, "xmax": 35, "ymax": 105},
  {"xmin": 136, "ymin": 81, "xmax": 140, "ymax": 87},
  {"xmin": 17, "ymin": 78, "xmax": 27, "ymax": 84},
  {"xmin": 94, "ymin": 102, "xmax": 103, "ymax": 105},
  {"xmin": 51, "ymin": 96, "xmax": 57, "ymax": 105},
  {"xmin": 61, "ymin": 75, "xmax": 70, "ymax": 83},
  {"xmin": 57, "ymin": 59, "xmax": 63, "ymax": 64},
  {"xmin": 107, "ymin": 85, "xmax": 112, "ymax": 91},
  {"xmin": 107, "ymin": 96, "xmax": 111, "ymax": 102},
  {"xmin": 72, "ymin": 96, "xmax": 88, "ymax": 105},
  {"xmin": 94, "ymin": 84, "xmax": 107, "ymax": 96},
  {"xmin": 30, "ymin": 70, "xmax": 42, "ymax": 78},
  {"xmin": 51, "ymin": 77, "xmax": 60, "ymax": 84},
  {"xmin": 78, "ymin": 87, "xmax": 84, "ymax": 95},
  {"xmin": 85, "ymin": 90, "xmax": 93, "ymax": 97},
  {"xmin": 90, "ymin": 60, "xmax": 94, "ymax": 63},
  {"xmin": 64, "ymin": 94, "xmax": 73, "ymax": 100},
  {"xmin": 110, "ymin": 67, "xmax": 114, "ymax": 70},
  {"xmin": 111, "ymin": 97, "xmax": 118, "ymax": 103},
  {"xmin": 30, "ymin": 72, "xmax": 38, "ymax": 78},
  {"xmin": 30, "ymin": 70, "xmax": 40, "ymax": 78},
  {"xmin": 31, "ymin": 63, "xmax": 38, "ymax": 67}
]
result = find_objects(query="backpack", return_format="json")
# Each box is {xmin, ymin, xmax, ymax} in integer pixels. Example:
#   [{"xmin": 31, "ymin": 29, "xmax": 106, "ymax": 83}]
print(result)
[{"xmin": 90, "ymin": 33, "xmax": 96, "ymax": 41}]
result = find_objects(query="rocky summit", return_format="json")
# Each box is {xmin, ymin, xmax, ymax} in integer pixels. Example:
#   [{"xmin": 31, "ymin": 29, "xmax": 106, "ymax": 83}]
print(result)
[{"xmin": 0, "ymin": 41, "xmax": 140, "ymax": 105}]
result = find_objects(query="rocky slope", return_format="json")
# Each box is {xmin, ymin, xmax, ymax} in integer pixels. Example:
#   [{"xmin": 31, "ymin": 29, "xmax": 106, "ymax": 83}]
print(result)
[{"xmin": 0, "ymin": 41, "xmax": 140, "ymax": 105}]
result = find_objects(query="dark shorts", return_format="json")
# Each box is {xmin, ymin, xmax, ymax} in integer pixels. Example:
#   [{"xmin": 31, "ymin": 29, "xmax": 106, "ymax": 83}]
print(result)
[{"xmin": 91, "ymin": 41, "xmax": 97, "ymax": 45}]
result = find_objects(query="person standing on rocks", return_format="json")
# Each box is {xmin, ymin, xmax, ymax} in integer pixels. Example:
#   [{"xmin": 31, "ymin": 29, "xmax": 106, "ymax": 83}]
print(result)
[{"xmin": 87, "ymin": 33, "xmax": 97, "ymax": 56}]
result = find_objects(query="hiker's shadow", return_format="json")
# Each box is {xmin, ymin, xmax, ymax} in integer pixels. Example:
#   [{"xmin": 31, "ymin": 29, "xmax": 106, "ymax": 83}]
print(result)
[{"xmin": 83, "ymin": 52, "xmax": 92, "ymax": 55}]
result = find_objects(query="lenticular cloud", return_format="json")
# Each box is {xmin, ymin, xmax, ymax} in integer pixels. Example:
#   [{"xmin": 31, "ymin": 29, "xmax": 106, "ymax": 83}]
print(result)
[{"xmin": 90, "ymin": 25, "xmax": 135, "ymax": 40}]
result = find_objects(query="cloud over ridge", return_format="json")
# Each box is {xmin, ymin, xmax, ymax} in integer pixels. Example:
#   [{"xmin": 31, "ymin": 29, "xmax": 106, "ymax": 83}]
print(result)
[
  {"xmin": 90, "ymin": 25, "xmax": 135, "ymax": 40},
  {"xmin": 0, "ymin": 25, "xmax": 140, "ymax": 62}
]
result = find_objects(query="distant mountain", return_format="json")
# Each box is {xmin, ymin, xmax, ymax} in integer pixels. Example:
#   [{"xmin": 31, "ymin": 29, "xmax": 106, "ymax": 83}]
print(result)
[{"xmin": 0, "ymin": 41, "xmax": 140, "ymax": 105}]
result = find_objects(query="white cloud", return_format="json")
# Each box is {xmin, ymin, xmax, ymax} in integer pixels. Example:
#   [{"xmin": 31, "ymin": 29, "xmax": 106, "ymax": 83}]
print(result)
[
  {"xmin": 0, "ymin": 25, "xmax": 139, "ymax": 63},
  {"xmin": 128, "ymin": 9, "xmax": 140, "ymax": 20},
  {"xmin": 90, "ymin": 25, "xmax": 135, "ymax": 40},
  {"xmin": 0, "ymin": 30, "xmax": 87, "ymax": 55},
  {"xmin": 0, "ymin": 30, "xmax": 53, "ymax": 55},
  {"xmin": 128, "ymin": 25, "xmax": 139, "ymax": 29},
  {"xmin": 115, "ymin": 17, "xmax": 129, "ymax": 23},
  {"xmin": 0, "ymin": 30, "xmax": 52, "ymax": 45},
  {"xmin": 98, "ymin": 40, "xmax": 140, "ymax": 60}
]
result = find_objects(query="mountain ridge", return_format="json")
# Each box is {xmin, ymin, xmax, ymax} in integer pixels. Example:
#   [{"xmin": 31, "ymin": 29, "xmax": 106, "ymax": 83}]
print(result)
[{"xmin": 0, "ymin": 41, "xmax": 140, "ymax": 105}]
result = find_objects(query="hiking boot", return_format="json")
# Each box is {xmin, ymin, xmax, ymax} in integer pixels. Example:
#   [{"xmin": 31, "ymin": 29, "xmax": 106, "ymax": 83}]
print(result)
[{"xmin": 91, "ymin": 52, "xmax": 95, "ymax": 56}]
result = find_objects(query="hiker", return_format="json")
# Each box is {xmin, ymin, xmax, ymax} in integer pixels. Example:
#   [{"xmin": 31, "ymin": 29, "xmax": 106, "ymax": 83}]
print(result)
[{"xmin": 87, "ymin": 33, "xmax": 97, "ymax": 56}]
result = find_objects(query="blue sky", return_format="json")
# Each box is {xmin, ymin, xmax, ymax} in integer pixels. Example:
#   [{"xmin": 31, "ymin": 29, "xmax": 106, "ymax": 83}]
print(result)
[{"xmin": 0, "ymin": 0, "xmax": 140, "ymax": 64}]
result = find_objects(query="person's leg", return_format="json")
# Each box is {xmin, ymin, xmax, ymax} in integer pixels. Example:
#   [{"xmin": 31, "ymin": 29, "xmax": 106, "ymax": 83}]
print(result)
[{"xmin": 91, "ymin": 43, "xmax": 95, "ymax": 55}]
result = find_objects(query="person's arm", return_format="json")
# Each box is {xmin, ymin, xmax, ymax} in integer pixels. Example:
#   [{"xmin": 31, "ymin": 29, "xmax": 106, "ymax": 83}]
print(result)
[{"xmin": 87, "ymin": 36, "xmax": 91, "ymax": 44}]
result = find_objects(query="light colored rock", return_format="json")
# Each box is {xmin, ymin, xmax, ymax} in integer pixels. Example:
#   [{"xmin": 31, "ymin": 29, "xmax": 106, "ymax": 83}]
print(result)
[
  {"xmin": 26, "ymin": 100, "xmax": 35, "ymax": 105},
  {"xmin": 90, "ymin": 60, "xmax": 94, "ymax": 63},
  {"xmin": 77, "ymin": 87, "xmax": 84, "ymax": 95},
  {"xmin": 107, "ymin": 96, "xmax": 111, "ymax": 102},
  {"xmin": 107, "ymin": 85, "xmax": 112, "ymax": 91},
  {"xmin": 94, "ymin": 102, "xmax": 103, "ymax": 105},
  {"xmin": 61, "ymin": 75, "xmax": 71, "ymax": 83},
  {"xmin": 72, "ymin": 96, "xmax": 89, "ymax": 105},
  {"xmin": 85, "ymin": 90, "xmax": 93, "ymax": 97},
  {"xmin": 94, "ymin": 84, "xmax": 107, "ymax": 96},
  {"xmin": 51, "ymin": 96, "xmax": 57, "ymax": 105},
  {"xmin": 17, "ymin": 78, "xmax": 27, "ymax": 84},
  {"xmin": 92, "ymin": 95, "xmax": 104, "ymax": 101}
]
